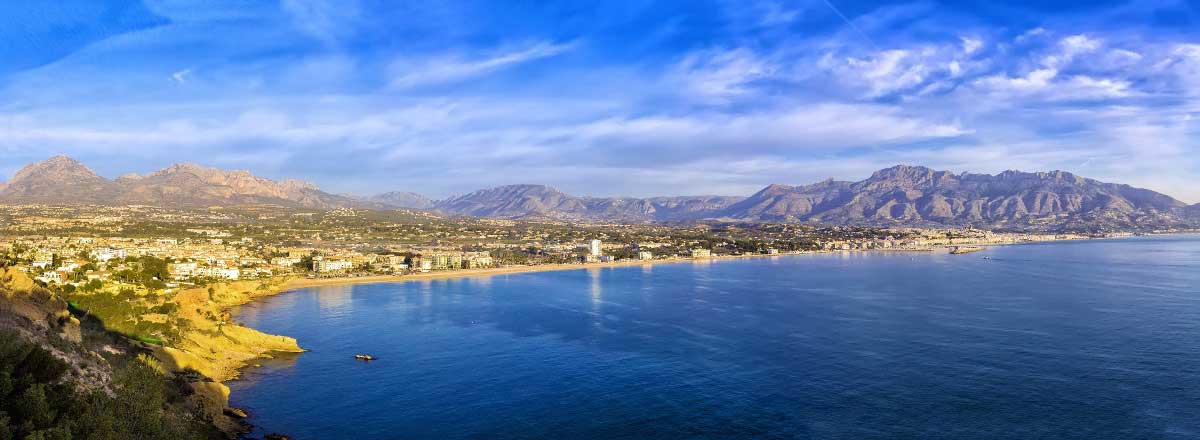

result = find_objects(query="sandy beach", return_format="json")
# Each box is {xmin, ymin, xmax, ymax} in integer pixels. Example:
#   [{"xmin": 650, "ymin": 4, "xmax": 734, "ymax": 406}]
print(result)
[{"xmin": 280, "ymin": 253, "xmax": 786, "ymax": 291}]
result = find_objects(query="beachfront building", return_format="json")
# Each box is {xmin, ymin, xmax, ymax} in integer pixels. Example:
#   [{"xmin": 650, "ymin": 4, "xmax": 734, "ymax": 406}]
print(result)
[
  {"xmin": 638, "ymin": 251, "xmax": 654, "ymax": 260},
  {"xmin": 589, "ymin": 239, "xmax": 602, "ymax": 257},
  {"xmin": 423, "ymin": 253, "xmax": 464, "ymax": 270},
  {"xmin": 313, "ymin": 256, "xmax": 354, "ymax": 273},
  {"xmin": 690, "ymin": 248, "xmax": 712, "ymax": 258}
]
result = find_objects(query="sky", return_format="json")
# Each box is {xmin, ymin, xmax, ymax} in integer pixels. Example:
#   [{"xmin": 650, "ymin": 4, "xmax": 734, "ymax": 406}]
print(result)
[{"xmin": 0, "ymin": 0, "xmax": 1198, "ymax": 202}]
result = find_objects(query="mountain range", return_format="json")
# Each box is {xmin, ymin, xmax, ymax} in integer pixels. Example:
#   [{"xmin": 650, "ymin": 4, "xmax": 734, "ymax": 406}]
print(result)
[
  {"xmin": 0, "ymin": 156, "xmax": 368, "ymax": 209},
  {"xmin": 1, "ymin": 156, "xmax": 1196, "ymax": 231}
]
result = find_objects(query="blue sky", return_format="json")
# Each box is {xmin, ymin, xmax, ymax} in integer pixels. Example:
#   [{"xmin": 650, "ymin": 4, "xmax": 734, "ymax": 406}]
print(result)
[{"xmin": 1, "ymin": 0, "xmax": 1198, "ymax": 202}]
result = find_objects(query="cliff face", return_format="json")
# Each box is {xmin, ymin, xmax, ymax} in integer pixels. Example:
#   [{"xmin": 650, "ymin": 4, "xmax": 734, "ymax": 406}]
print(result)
[
  {"xmin": 163, "ymin": 279, "xmax": 303, "ymax": 382},
  {"xmin": 0, "ymin": 267, "xmax": 80, "ymax": 343}
]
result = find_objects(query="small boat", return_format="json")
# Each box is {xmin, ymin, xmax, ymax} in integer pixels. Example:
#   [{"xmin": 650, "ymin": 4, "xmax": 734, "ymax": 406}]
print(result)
[
  {"xmin": 354, "ymin": 354, "xmax": 377, "ymax": 361},
  {"xmin": 223, "ymin": 407, "xmax": 249, "ymax": 419}
]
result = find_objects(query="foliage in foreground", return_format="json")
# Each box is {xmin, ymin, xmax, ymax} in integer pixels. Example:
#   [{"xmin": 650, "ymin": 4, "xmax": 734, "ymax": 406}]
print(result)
[{"xmin": 0, "ymin": 332, "xmax": 218, "ymax": 440}]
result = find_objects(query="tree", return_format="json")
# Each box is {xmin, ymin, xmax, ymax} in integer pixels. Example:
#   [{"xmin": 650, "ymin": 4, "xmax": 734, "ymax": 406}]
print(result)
[{"xmin": 13, "ymin": 384, "xmax": 54, "ymax": 430}]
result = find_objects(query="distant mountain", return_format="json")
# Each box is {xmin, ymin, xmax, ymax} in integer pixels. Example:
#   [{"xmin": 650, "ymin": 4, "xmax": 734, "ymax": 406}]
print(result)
[
  {"xmin": 432, "ymin": 184, "xmax": 742, "ymax": 222},
  {"xmin": 370, "ymin": 191, "xmax": 435, "ymax": 209},
  {"xmin": 424, "ymin": 166, "xmax": 1197, "ymax": 230},
  {"xmin": 0, "ymin": 156, "xmax": 122, "ymax": 203},
  {"xmin": 0, "ymin": 156, "xmax": 367, "ymax": 209},
  {"xmin": 1, "ymin": 157, "xmax": 1193, "ymax": 231},
  {"xmin": 718, "ymin": 165, "xmax": 1194, "ymax": 230}
]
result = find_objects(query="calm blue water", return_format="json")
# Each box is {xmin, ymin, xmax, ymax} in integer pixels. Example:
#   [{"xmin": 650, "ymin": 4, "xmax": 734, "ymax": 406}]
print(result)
[{"xmin": 230, "ymin": 235, "xmax": 1200, "ymax": 439}]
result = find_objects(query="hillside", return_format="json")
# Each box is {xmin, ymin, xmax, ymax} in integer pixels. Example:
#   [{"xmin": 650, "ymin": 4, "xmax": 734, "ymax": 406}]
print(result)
[
  {"xmin": 432, "ymin": 184, "xmax": 742, "ymax": 222},
  {"xmin": 370, "ymin": 191, "xmax": 436, "ymax": 209},
  {"xmin": 0, "ymin": 267, "xmax": 224, "ymax": 439}
]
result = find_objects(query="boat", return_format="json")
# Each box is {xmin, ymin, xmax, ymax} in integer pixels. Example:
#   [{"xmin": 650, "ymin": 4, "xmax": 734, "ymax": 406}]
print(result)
[{"xmin": 354, "ymin": 354, "xmax": 377, "ymax": 361}]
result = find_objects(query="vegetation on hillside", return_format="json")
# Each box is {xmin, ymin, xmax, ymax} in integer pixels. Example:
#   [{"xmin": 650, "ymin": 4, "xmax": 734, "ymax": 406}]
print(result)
[{"xmin": 0, "ymin": 331, "xmax": 220, "ymax": 440}]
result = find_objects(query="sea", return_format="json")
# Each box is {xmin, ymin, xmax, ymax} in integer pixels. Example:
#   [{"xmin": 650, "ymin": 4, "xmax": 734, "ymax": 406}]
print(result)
[{"xmin": 229, "ymin": 234, "xmax": 1200, "ymax": 439}]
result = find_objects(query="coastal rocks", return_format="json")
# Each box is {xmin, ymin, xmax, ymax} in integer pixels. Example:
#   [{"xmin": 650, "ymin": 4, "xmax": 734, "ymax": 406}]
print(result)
[
  {"xmin": 221, "ymin": 324, "xmax": 302, "ymax": 354},
  {"xmin": 149, "ymin": 279, "xmax": 305, "ymax": 438}
]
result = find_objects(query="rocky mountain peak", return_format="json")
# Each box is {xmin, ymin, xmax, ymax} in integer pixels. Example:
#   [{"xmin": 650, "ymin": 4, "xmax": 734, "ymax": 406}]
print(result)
[
  {"xmin": 0, "ymin": 156, "xmax": 364, "ymax": 209},
  {"xmin": 10, "ymin": 155, "xmax": 104, "ymax": 184}
]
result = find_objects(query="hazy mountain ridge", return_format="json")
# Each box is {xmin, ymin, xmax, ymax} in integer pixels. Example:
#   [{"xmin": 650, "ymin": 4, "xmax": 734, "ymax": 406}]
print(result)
[
  {"xmin": 432, "ymin": 184, "xmax": 742, "ymax": 222},
  {"xmin": 0, "ymin": 157, "xmax": 1194, "ymax": 231},
  {"xmin": 370, "ymin": 191, "xmax": 435, "ymax": 209},
  {"xmin": 0, "ymin": 156, "xmax": 369, "ymax": 209}
]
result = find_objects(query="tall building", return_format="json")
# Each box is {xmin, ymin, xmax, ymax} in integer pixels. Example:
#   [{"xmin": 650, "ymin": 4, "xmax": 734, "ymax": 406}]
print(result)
[{"xmin": 589, "ymin": 239, "xmax": 602, "ymax": 257}]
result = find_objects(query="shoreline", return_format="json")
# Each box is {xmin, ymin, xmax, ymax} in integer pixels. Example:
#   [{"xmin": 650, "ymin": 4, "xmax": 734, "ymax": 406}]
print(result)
[
  {"xmin": 279, "ymin": 252, "xmax": 791, "ymax": 291},
  {"xmin": 270, "ymin": 236, "xmax": 1100, "ymax": 293},
  {"xmin": 222, "ymin": 233, "xmax": 1176, "ymax": 436}
]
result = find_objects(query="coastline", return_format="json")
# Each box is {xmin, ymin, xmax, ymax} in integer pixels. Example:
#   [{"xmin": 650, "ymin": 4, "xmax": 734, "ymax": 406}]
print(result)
[
  {"xmin": 219, "ymin": 233, "xmax": 1156, "ymax": 436},
  {"xmin": 270, "ymin": 238, "xmax": 1074, "ymax": 293},
  {"xmin": 280, "ymin": 253, "xmax": 790, "ymax": 291}
]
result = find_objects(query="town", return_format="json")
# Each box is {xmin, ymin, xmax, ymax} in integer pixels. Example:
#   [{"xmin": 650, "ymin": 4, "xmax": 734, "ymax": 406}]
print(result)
[{"xmin": 0, "ymin": 204, "xmax": 1110, "ymax": 293}]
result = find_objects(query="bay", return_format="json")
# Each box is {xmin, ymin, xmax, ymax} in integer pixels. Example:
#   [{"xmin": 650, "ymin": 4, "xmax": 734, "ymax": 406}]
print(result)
[{"xmin": 230, "ymin": 235, "xmax": 1200, "ymax": 439}]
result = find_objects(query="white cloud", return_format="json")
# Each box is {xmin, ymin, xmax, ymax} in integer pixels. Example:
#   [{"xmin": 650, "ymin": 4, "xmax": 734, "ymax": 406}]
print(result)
[
  {"xmin": 670, "ymin": 48, "xmax": 773, "ymax": 101},
  {"xmin": 961, "ymin": 36, "xmax": 983, "ymax": 55},
  {"xmin": 171, "ymin": 68, "xmax": 191, "ymax": 83},
  {"xmin": 281, "ymin": 0, "xmax": 360, "ymax": 45},
  {"xmin": 1041, "ymin": 34, "xmax": 1102, "ymax": 69},
  {"xmin": 389, "ymin": 41, "xmax": 574, "ymax": 90},
  {"xmin": 568, "ymin": 103, "xmax": 970, "ymax": 152}
]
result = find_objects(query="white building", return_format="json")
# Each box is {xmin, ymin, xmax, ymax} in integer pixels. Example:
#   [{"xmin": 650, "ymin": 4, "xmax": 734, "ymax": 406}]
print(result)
[
  {"xmin": 690, "ymin": 248, "xmax": 712, "ymax": 258},
  {"xmin": 35, "ymin": 271, "xmax": 64, "ymax": 284},
  {"xmin": 589, "ymin": 239, "xmax": 602, "ymax": 257},
  {"xmin": 313, "ymin": 257, "xmax": 354, "ymax": 273},
  {"xmin": 92, "ymin": 248, "xmax": 128, "ymax": 262},
  {"xmin": 196, "ymin": 267, "xmax": 240, "ymax": 280},
  {"xmin": 638, "ymin": 251, "xmax": 654, "ymax": 260},
  {"xmin": 270, "ymin": 257, "xmax": 302, "ymax": 267},
  {"xmin": 168, "ymin": 262, "xmax": 198, "ymax": 279}
]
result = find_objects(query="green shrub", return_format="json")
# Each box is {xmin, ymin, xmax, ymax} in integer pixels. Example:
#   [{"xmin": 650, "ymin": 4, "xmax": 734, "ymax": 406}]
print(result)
[{"xmin": 0, "ymin": 332, "xmax": 217, "ymax": 439}]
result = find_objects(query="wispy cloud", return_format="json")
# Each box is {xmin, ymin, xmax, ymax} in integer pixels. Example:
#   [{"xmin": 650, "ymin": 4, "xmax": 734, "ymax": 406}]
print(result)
[
  {"xmin": 0, "ymin": 1, "xmax": 1196, "ymax": 202},
  {"xmin": 388, "ymin": 41, "xmax": 574, "ymax": 90},
  {"xmin": 171, "ymin": 68, "xmax": 191, "ymax": 83},
  {"xmin": 670, "ymin": 48, "xmax": 773, "ymax": 101}
]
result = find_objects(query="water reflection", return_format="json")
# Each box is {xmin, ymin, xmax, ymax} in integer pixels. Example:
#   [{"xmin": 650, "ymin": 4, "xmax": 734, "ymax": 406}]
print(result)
[
  {"xmin": 418, "ymin": 279, "xmax": 433, "ymax": 307},
  {"xmin": 588, "ymin": 268, "xmax": 603, "ymax": 304},
  {"xmin": 314, "ymin": 285, "xmax": 354, "ymax": 315}
]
